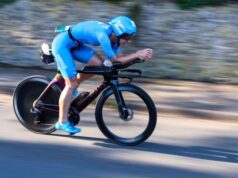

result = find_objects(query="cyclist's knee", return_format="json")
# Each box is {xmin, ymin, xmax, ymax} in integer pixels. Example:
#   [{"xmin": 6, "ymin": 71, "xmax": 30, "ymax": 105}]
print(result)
[
  {"xmin": 87, "ymin": 54, "xmax": 103, "ymax": 66},
  {"xmin": 65, "ymin": 78, "xmax": 79, "ymax": 91}
]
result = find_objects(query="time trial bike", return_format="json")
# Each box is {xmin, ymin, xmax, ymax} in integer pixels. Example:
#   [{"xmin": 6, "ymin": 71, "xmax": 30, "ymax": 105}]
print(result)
[{"xmin": 13, "ymin": 59, "xmax": 157, "ymax": 146}]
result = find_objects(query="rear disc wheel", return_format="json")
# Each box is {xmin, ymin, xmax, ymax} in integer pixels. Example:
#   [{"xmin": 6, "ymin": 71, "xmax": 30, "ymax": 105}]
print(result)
[{"xmin": 13, "ymin": 76, "xmax": 61, "ymax": 134}]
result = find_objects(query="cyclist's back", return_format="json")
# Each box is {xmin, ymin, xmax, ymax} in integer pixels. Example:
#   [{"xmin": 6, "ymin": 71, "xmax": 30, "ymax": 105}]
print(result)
[
  {"xmin": 71, "ymin": 21, "xmax": 112, "ymax": 45},
  {"xmin": 52, "ymin": 20, "xmax": 120, "ymax": 75}
]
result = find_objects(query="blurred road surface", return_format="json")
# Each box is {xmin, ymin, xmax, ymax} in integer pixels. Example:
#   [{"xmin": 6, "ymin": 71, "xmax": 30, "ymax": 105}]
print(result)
[{"xmin": 0, "ymin": 67, "xmax": 237, "ymax": 178}]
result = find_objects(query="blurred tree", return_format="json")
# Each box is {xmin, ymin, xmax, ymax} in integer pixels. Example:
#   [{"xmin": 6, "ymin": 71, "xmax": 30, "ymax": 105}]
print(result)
[
  {"xmin": 127, "ymin": 3, "xmax": 142, "ymax": 25},
  {"xmin": 127, "ymin": 3, "xmax": 142, "ymax": 44},
  {"xmin": 0, "ymin": 0, "xmax": 17, "ymax": 7},
  {"xmin": 103, "ymin": 0, "xmax": 124, "ymax": 4},
  {"xmin": 174, "ymin": 0, "xmax": 228, "ymax": 9}
]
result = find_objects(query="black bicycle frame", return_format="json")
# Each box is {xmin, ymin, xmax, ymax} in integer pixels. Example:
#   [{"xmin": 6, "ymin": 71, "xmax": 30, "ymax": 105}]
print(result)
[
  {"xmin": 34, "ymin": 59, "xmax": 144, "ymax": 116},
  {"xmin": 34, "ymin": 76, "xmax": 128, "ymax": 116},
  {"xmin": 75, "ymin": 81, "xmax": 109, "ymax": 112}
]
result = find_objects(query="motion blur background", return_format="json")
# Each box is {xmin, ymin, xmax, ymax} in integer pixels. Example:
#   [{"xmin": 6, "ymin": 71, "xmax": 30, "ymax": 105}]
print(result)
[
  {"xmin": 0, "ymin": 0, "xmax": 238, "ymax": 83},
  {"xmin": 0, "ymin": 2, "xmax": 237, "ymax": 177}
]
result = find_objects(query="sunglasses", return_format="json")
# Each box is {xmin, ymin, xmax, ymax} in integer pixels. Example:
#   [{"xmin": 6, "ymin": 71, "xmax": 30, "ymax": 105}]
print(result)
[{"xmin": 118, "ymin": 33, "xmax": 135, "ymax": 40}]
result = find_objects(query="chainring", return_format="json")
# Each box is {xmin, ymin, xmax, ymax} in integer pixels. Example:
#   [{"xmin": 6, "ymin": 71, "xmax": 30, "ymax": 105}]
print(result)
[{"xmin": 68, "ymin": 107, "xmax": 80, "ymax": 126}]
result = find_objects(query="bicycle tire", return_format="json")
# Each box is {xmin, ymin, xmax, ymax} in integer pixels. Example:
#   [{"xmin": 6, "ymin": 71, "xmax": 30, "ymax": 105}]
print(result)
[
  {"xmin": 95, "ymin": 83, "xmax": 157, "ymax": 146},
  {"xmin": 13, "ymin": 75, "xmax": 61, "ymax": 134}
]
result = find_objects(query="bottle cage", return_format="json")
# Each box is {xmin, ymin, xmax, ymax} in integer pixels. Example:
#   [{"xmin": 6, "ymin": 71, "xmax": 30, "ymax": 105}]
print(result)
[{"xmin": 39, "ymin": 50, "xmax": 55, "ymax": 65}]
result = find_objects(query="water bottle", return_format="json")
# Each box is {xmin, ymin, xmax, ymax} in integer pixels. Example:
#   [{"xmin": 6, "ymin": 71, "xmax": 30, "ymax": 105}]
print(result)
[{"xmin": 71, "ymin": 91, "xmax": 90, "ymax": 107}]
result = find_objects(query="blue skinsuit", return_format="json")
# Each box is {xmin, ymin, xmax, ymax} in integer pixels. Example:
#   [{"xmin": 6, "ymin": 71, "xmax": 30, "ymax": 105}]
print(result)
[{"xmin": 52, "ymin": 21, "xmax": 121, "ymax": 78}]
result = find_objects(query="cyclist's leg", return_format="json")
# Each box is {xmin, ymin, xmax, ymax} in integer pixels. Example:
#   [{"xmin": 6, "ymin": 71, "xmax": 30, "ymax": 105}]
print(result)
[
  {"xmin": 72, "ymin": 45, "xmax": 104, "ymax": 83},
  {"xmin": 51, "ymin": 33, "xmax": 80, "ymax": 133},
  {"xmin": 76, "ymin": 55, "xmax": 104, "ymax": 83}
]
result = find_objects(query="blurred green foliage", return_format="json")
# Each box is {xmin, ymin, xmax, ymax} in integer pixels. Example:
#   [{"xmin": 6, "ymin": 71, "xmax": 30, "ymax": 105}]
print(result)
[
  {"xmin": 103, "ymin": 0, "xmax": 124, "ymax": 4},
  {"xmin": 175, "ymin": 0, "xmax": 228, "ymax": 9},
  {"xmin": 127, "ymin": 3, "xmax": 142, "ymax": 25},
  {"xmin": 0, "ymin": 0, "xmax": 17, "ymax": 6}
]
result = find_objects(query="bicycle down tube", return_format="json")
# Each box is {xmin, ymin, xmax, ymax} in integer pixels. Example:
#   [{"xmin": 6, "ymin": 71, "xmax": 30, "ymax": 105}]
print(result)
[{"xmin": 76, "ymin": 82, "xmax": 109, "ymax": 112}]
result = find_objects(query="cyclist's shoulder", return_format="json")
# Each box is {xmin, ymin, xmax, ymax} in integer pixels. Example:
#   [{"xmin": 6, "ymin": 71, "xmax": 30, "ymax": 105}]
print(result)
[
  {"xmin": 75, "ymin": 20, "xmax": 105, "ymax": 27},
  {"xmin": 94, "ymin": 22, "xmax": 112, "ymax": 37},
  {"xmin": 74, "ymin": 21, "xmax": 109, "ymax": 32}
]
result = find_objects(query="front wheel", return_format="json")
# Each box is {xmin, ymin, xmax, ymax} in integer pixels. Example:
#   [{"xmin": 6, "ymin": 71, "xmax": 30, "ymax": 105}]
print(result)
[{"xmin": 95, "ymin": 84, "xmax": 157, "ymax": 146}]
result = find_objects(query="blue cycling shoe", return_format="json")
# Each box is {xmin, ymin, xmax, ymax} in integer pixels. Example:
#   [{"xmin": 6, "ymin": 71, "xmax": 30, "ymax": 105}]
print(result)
[{"xmin": 55, "ymin": 121, "xmax": 81, "ymax": 135}]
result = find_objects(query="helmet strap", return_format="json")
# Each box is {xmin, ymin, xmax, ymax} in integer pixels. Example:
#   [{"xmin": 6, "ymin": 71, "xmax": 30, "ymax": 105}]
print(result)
[
  {"xmin": 116, "ymin": 37, "xmax": 120, "ymax": 48},
  {"xmin": 110, "ymin": 32, "xmax": 120, "ymax": 49}
]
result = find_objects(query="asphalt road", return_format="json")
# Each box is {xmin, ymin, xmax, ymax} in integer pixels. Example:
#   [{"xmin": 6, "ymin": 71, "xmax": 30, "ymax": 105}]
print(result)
[{"xmin": 0, "ymin": 67, "xmax": 237, "ymax": 178}]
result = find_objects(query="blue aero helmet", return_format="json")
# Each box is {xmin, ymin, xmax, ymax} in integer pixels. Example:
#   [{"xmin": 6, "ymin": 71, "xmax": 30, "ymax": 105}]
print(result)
[{"xmin": 108, "ymin": 16, "xmax": 137, "ymax": 39}]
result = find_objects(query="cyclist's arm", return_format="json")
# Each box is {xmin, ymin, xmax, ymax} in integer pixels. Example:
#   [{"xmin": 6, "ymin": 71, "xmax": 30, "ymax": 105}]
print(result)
[
  {"xmin": 116, "ymin": 53, "xmax": 124, "ymax": 58},
  {"xmin": 112, "ymin": 48, "xmax": 153, "ymax": 64},
  {"xmin": 96, "ymin": 32, "xmax": 118, "ymax": 60},
  {"xmin": 113, "ymin": 45, "xmax": 124, "ymax": 58},
  {"xmin": 111, "ymin": 40, "xmax": 153, "ymax": 64},
  {"xmin": 111, "ymin": 53, "xmax": 138, "ymax": 64},
  {"xmin": 111, "ymin": 43, "xmax": 138, "ymax": 64},
  {"xmin": 97, "ymin": 32, "xmax": 152, "ymax": 64}
]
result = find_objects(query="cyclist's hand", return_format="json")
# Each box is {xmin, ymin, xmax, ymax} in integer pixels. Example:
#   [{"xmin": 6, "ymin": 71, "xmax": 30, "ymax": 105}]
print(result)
[{"xmin": 136, "ymin": 48, "xmax": 153, "ymax": 61}]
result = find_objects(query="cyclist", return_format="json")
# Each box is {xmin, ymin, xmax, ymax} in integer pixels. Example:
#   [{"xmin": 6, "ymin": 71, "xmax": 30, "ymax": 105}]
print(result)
[{"xmin": 52, "ymin": 16, "xmax": 153, "ymax": 134}]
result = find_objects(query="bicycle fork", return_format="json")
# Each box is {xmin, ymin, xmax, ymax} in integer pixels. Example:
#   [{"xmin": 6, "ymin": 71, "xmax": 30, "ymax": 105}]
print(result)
[{"xmin": 111, "ymin": 80, "xmax": 131, "ymax": 121}]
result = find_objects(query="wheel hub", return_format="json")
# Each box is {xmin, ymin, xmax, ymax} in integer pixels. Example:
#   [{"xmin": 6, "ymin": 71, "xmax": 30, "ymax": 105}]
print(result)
[
  {"xmin": 120, "ymin": 108, "xmax": 134, "ymax": 121},
  {"xmin": 30, "ymin": 107, "xmax": 42, "ymax": 124}
]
